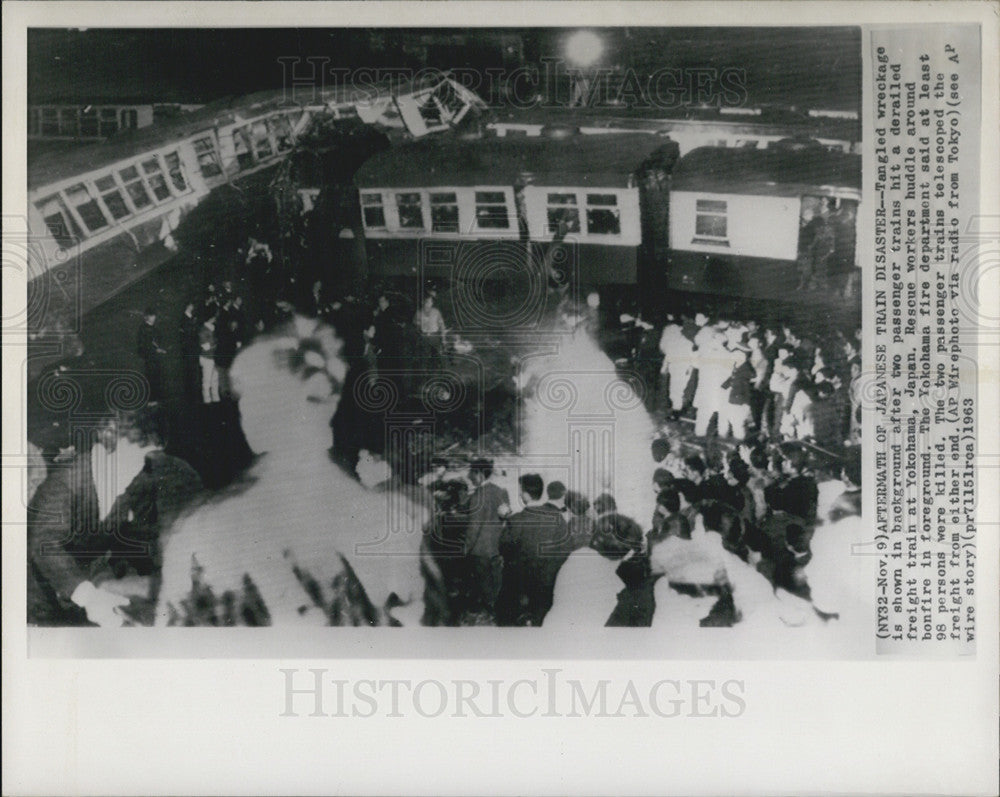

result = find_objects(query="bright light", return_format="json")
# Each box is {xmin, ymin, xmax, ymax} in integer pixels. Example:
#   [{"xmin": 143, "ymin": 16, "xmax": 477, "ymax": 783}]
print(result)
[{"xmin": 564, "ymin": 30, "xmax": 605, "ymax": 68}]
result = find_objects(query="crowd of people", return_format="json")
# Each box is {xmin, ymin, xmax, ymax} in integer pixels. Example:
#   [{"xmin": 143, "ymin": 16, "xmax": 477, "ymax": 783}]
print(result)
[
  {"xmin": 653, "ymin": 310, "xmax": 862, "ymax": 449},
  {"xmin": 417, "ymin": 429, "xmax": 860, "ymax": 628},
  {"xmin": 29, "ymin": 227, "xmax": 864, "ymax": 628}
]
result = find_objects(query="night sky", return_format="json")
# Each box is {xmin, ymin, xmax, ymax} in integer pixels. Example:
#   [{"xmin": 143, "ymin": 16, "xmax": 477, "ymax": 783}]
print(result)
[{"xmin": 28, "ymin": 27, "xmax": 860, "ymax": 111}]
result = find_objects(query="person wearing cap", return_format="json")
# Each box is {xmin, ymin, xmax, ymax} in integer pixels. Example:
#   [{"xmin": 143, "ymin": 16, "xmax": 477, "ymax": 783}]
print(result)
[{"xmin": 461, "ymin": 459, "xmax": 511, "ymax": 615}]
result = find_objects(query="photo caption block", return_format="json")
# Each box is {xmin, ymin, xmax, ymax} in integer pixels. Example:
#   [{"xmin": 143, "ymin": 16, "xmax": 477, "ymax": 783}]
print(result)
[{"xmin": 870, "ymin": 26, "xmax": 981, "ymax": 654}]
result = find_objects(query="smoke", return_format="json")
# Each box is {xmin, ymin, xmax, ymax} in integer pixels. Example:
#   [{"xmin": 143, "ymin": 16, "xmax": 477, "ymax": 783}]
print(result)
[{"xmin": 516, "ymin": 320, "xmax": 657, "ymax": 526}]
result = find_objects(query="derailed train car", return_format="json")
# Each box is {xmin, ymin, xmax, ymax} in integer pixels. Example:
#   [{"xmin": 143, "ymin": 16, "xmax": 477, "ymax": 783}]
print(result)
[
  {"xmin": 353, "ymin": 132, "xmax": 861, "ymax": 308},
  {"xmin": 353, "ymin": 132, "xmax": 681, "ymax": 291},
  {"xmin": 666, "ymin": 145, "xmax": 860, "ymax": 300},
  {"xmin": 25, "ymin": 74, "xmax": 485, "ymax": 320}
]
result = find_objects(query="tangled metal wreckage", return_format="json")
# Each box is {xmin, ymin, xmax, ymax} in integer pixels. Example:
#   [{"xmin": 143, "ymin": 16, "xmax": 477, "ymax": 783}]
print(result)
[{"xmin": 24, "ymin": 73, "xmax": 486, "ymax": 371}]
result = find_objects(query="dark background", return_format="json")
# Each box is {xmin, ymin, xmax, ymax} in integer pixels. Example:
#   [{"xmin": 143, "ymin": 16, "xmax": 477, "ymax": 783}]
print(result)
[{"xmin": 28, "ymin": 27, "xmax": 861, "ymax": 111}]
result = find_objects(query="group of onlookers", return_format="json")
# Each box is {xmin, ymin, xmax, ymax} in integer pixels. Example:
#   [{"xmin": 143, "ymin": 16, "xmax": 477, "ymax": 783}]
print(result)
[
  {"xmin": 46, "ymin": 248, "xmax": 865, "ymax": 630},
  {"xmin": 656, "ymin": 312, "xmax": 862, "ymax": 448},
  {"xmin": 136, "ymin": 238, "xmax": 280, "ymax": 412},
  {"xmin": 418, "ymin": 428, "xmax": 860, "ymax": 628}
]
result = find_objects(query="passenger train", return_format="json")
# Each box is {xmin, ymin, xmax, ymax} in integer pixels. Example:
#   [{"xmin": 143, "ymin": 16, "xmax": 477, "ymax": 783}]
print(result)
[
  {"xmin": 352, "ymin": 130, "xmax": 861, "ymax": 308},
  {"xmin": 25, "ymin": 74, "xmax": 486, "ymax": 309},
  {"xmin": 26, "ymin": 68, "xmax": 860, "ymax": 329}
]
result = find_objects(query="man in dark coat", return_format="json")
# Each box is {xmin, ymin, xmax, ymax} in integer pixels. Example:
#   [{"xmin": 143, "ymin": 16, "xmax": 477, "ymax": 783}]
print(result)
[
  {"xmin": 179, "ymin": 302, "xmax": 202, "ymax": 407},
  {"xmin": 495, "ymin": 474, "xmax": 569, "ymax": 626},
  {"xmin": 721, "ymin": 345, "xmax": 755, "ymax": 441},
  {"xmin": 461, "ymin": 459, "xmax": 511, "ymax": 615},
  {"xmin": 213, "ymin": 313, "xmax": 240, "ymax": 399},
  {"xmin": 28, "ymin": 447, "xmax": 128, "ymax": 626},
  {"xmin": 104, "ymin": 449, "xmax": 204, "ymax": 578},
  {"xmin": 371, "ymin": 294, "xmax": 403, "ymax": 362},
  {"xmin": 136, "ymin": 308, "xmax": 166, "ymax": 403},
  {"xmin": 602, "ymin": 514, "xmax": 657, "ymax": 627}
]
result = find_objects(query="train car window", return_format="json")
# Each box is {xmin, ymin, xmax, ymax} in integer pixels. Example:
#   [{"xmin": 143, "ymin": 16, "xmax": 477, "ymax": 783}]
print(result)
[
  {"xmin": 99, "ymin": 108, "xmax": 118, "ymax": 137},
  {"xmin": 58, "ymin": 108, "xmax": 79, "ymax": 137},
  {"xmin": 269, "ymin": 115, "xmax": 294, "ymax": 151},
  {"xmin": 695, "ymin": 198, "xmax": 728, "ymax": 240},
  {"xmin": 429, "ymin": 192, "xmax": 459, "ymax": 233},
  {"xmin": 120, "ymin": 109, "xmax": 138, "ymax": 130},
  {"xmin": 415, "ymin": 93, "xmax": 444, "ymax": 128},
  {"xmin": 474, "ymin": 191, "xmax": 510, "ymax": 229},
  {"xmin": 80, "ymin": 108, "xmax": 99, "ymax": 137},
  {"xmin": 233, "ymin": 126, "xmax": 255, "ymax": 170},
  {"xmin": 395, "ymin": 193, "xmax": 425, "ymax": 229},
  {"xmin": 546, "ymin": 193, "xmax": 581, "ymax": 234},
  {"xmin": 37, "ymin": 194, "xmax": 84, "ymax": 242},
  {"xmin": 41, "ymin": 108, "xmax": 59, "ymax": 136},
  {"xmin": 252, "ymin": 121, "xmax": 274, "ymax": 160},
  {"xmin": 164, "ymin": 152, "xmax": 189, "ymax": 192},
  {"xmin": 141, "ymin": 158, "xmax": 173, "ymax": 202},
  {"xmin": 433, "ymin": 80, "xmax": 467, "ymax": 120},
  {"xmin": 94, "ymin": 175, "xmax": 131, "ymax": 221},
  {"xmin": 585, "ymin": 193, "xmax": 621, "ymax": 236},
  {"xmin": 118, "ymin": 165, "xmax": 154, "ymax": 210},
  {"xmin": 64, "ymin": 183, "xmax": 109, "ymax": 233},
  {"xmin": 192, "ymin": 137, "xmax": 224, "ymax": 178},
  {"xmin": 361, "ymin": 193, "xmax": 386, "ymax": 228}
]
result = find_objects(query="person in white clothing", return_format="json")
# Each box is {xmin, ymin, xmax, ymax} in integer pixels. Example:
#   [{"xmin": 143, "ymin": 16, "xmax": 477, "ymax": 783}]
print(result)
[
  {"xmin": 199, "ymin": 318, "xmax": 220, "ymax": 404},
  {"xmin": 658, "ymin": 316, "xmax": 694, "ymax": 417},
  {"xmin": 693, "ymin": 328, "xmax": 734, "ymax": 437},
  {"xmin": 768, "ymin": 344, "xmax": 797, "ymax": 438}
]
